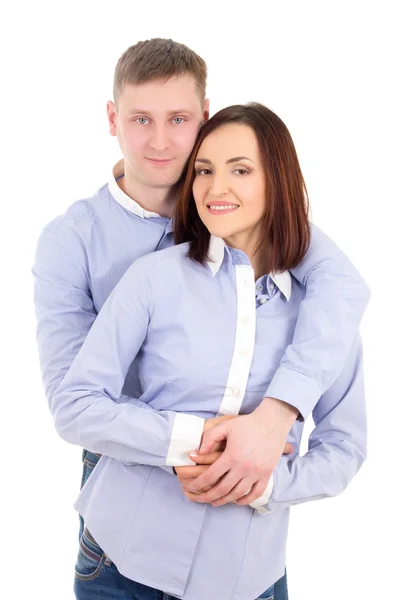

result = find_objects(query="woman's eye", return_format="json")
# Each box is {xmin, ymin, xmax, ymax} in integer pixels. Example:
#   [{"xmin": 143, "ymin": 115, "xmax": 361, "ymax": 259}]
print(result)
[
  {"xmin": 173, "ymin": 117, "xmax": 185, "ymax": 124},
  {"xmin": 136, "ymin": 117, "xmax": 149, "ymax": 125},
  {"xmin": 234, "ymin": 168, "xmax": 249, "ymax": 175},
  {"xmin": 196, "ymin": 168, "xmax": 212, "ymax": 176}
]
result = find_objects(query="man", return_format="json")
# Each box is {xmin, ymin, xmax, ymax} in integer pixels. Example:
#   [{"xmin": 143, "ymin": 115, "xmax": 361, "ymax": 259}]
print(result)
[{"xmin": 33, "ymin": 38, "xmax": 369, "ymax": 599}]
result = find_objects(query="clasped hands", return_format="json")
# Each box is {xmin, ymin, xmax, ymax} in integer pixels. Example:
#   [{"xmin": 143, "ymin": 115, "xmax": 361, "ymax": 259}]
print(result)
[{"xmin": 175, "ymin": 400, "xmax": 296, "ymax": 508}]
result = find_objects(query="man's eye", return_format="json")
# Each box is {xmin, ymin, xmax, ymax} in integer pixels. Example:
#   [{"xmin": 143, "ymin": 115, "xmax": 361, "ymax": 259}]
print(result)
[
  {"xmin": 136, "ymin": 117, "xmax": 149, "ymax": 125},
  {"xmin": 173, "ymin": 117, "xmax": 185, "ymax": 124}
]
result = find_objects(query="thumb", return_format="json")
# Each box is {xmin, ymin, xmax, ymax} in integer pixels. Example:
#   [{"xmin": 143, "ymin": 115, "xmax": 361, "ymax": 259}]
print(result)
[
  {"xmin": 198, "ymin": 421, "xmax": 230, "ymax": 454},
  {"xmin": 188, "ymin": 450, "xmax": 222, "ymax": 465}
]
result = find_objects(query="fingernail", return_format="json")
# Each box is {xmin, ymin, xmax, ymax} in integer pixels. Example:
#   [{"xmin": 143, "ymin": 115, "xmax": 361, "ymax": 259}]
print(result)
[{"xmin": 189, "ymin": 451, "xmax": 198, "ymax": 458}]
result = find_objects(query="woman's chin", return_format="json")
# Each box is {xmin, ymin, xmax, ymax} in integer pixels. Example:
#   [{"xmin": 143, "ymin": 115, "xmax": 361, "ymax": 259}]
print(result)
[{"xmin": 206, "ymin": 225, "xmax": 236, "ymax": 240}]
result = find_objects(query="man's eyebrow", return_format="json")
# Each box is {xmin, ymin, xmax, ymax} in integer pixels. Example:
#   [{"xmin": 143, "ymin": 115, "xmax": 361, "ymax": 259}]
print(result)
[
  {"xmin": 167, "ymin": 109, "xmax": 196, "ymax": 115},
  {"xmin": 195, "ymin": 156, "xmax": 255, "ymax": 164},
  {"xmin": 128, "ymin": 109, "xmax": 196, "ymax": 115}
]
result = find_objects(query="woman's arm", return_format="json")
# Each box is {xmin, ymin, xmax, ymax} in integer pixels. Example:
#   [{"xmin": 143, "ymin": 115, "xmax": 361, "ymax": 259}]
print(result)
[{"xmin": 52, "ymin": 254, "xmax": 205, "ymax": 467}]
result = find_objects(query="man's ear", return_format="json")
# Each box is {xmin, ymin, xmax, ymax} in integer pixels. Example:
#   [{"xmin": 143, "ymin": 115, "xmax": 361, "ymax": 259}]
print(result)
[
  {"xmin": 203, "ymin": 98, "xmax": 210, "ymax": 122},
  {"xmin": 107, "ymin": 100, "xmax": 117, "ymax": 136}
]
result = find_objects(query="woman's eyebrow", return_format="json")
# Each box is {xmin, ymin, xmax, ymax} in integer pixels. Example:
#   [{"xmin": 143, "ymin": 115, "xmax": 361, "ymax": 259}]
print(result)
[{"xmin": 195, "ymin": 156, "xmax": 255, "ymax": 164}]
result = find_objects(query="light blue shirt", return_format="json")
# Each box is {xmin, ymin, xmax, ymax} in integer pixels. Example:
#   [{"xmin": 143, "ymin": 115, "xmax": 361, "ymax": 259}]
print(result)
[
  {"xmin": 33, "ymin": 162, "xmax": 369, "ymax": 599},
  {"xmin": 33, "ymin": 161, "xmax": 370, "ymax": 420},
  {"xmin": 51, "ymin": 238, "xmax": 366, "ymax": 600}
]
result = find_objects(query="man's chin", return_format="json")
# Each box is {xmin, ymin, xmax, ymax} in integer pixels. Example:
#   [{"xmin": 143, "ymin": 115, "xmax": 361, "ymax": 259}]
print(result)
[{"xmin": 145, "ymin": 173, "xmax": 182, "ymax": 189}]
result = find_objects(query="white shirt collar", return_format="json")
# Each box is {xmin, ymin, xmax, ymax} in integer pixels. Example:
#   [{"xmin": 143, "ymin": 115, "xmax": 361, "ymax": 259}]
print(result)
[
  {"xmin": 206, "ymin": 235, "xmax": 292, "ymax": 301},
  {"xmin": 108, "ymin": 160, "xmax": 161, "ymax": 219}
]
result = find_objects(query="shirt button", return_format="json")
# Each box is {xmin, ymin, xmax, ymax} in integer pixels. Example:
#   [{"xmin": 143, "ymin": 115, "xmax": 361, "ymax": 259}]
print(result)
[
  {"xmin": 269, "ymin": 283, "xmax": 275, "ymax": 291},
  {"xmin": 240, "ymin": 349, "xmax": 249, "ymax": 356},
  {"xmin": 256, "ymin": 284, "xmax": 263, "ymax": 291},
  {"xmin": 241, "ymin": 317, "xmax": 251, "ymax": 324},
  {"xmin": 232, "ymin": 388, "xmax": 240, "ymax": 396},
  {"xmin": 259, "ymin": 298, "xmax": 267, "ymax": 304}
]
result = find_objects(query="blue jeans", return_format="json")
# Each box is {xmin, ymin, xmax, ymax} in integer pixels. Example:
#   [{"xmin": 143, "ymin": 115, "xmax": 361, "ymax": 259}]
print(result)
[{"xmin": 76, "ymin": 450, "xmax": 288, "ymax": 600}]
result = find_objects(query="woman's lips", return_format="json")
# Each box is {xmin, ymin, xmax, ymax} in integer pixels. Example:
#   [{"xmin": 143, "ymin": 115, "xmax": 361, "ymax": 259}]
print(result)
[{"xmin": 206, "ymin": 203, "xmax": 239, "ymax": 215}]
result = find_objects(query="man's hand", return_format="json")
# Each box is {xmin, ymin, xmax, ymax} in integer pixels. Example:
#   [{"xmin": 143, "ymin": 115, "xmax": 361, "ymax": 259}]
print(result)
[
  {"xmin": 187, "ymin": 398, "xmax": 298, "ymax": 507},
  {"xmin": 200, "ymin": 414, "xmax": 236, "ymax": 451}
]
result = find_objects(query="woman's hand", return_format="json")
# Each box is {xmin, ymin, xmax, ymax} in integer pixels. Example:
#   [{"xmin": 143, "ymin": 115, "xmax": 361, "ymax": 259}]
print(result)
[{"xmin": 175, "ymin": 450, "xmax": 224, "ymax": 495}]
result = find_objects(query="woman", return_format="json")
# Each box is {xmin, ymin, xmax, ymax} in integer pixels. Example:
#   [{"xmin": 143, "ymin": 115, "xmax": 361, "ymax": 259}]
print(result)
[{"xmin": 53, "ymin": 103, "xmax": 366, "ymax": 600}]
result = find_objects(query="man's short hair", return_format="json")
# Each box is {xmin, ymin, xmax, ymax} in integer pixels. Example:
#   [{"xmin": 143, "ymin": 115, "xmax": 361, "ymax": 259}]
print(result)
[{"xmin": 113, "ymin": 38, "xmax": 207, "ymax": 104}]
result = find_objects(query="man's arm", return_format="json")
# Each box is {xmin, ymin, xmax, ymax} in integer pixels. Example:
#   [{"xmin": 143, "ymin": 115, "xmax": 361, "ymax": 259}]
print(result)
[
  {"xmin": 256, "ymin": 336, "xmax": 367, "ymax": 515},
  {"xmin": 266, "ymin": 224, "xmax": 370, "ymax": 420},
  {"xmin": 188, "ymin": 337, "xmax": 366, "ymax": 511}
]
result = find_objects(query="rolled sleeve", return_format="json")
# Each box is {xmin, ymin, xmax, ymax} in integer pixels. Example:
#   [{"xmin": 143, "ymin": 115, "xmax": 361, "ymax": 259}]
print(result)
[
  {"xmin": 250, "ymin": 474, "xmax": 274, "ymax": 515},
  {"xmin": 265, "ymin": 367, "xmax": 322, "ymax": 421}
]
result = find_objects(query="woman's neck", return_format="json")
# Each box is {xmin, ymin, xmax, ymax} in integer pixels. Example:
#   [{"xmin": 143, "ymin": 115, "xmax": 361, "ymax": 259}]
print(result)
[{"xmin": 223, "ymin": 231, "xmax": 270, "ymax": 280}]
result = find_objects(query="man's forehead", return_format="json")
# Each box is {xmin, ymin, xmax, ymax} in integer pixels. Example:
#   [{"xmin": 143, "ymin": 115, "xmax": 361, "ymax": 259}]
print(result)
[{"xmin": 118, "ymin": 76, "xmax": 202, "ymax": 113}]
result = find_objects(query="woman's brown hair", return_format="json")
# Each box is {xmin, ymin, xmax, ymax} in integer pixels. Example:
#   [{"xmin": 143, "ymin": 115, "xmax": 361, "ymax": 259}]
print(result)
[{"xmin": 174, "ymin": 102, "xmax": 310, "ymax": 272}]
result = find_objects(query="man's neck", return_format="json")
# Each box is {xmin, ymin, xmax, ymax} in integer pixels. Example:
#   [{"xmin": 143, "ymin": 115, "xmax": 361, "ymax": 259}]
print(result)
[{"xmin": 117, "ymin": 170, "xmax": 176, "ymax": 219}]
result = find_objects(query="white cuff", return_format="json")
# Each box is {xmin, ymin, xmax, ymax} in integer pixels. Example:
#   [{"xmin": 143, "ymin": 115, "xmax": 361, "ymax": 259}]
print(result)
[
  {"xmin": 166, "ymin": 414, "xmax": 205, "ymax": 466},
  {"xmin": 250, "ymin": 474, "xmax": 274, "ymax": 515}
]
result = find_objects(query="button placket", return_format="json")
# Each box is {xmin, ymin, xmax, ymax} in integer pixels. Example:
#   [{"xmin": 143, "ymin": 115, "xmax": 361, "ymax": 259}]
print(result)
[{"xmin": 218, "ymin": 265, "xmax": 256, "ymax": 416}]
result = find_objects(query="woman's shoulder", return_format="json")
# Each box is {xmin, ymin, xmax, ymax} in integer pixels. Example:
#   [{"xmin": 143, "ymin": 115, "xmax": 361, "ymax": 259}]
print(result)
[
  {"xmin": 153, "ymin": 242, "xmax": 195, "ymax": 271},
  {"xmin": 121, "ymin": 242, "xmax": 192, "ymax": 282}
]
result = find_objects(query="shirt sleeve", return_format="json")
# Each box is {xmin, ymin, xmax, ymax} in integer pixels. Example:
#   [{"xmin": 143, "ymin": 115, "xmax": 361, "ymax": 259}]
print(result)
[
  {"xmin": 259, "ymin": 335, "xmax": 367, "ymax": 515},
  {"xmin": 265, "ymin": 223, "xmax": 371, "ymax": 419},
  {"xmin": 33, "ymin": 226, "xmax": 203, "ymax": 468}
]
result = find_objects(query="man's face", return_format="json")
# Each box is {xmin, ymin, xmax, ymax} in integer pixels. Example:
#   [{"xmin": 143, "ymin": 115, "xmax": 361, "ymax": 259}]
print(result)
[{"xmin": 107, "ymin": 75, "xmax": 209, "ymax": 190}]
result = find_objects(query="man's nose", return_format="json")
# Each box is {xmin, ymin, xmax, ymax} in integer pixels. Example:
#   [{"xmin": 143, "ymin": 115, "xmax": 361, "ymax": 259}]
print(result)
[{"xmin": 149, "ymin": 125, "xmax": 169, "ymax": 152}]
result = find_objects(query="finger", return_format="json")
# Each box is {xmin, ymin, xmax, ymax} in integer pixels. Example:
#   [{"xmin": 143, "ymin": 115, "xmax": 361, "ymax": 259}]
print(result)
[
  {"xmin": 182, "ymin": 482, "xmax": 214, "ymax": 493},
  {"xmin": 282, "ymin": 442, "xmax": 294, "ymax": 455},
  {"xmin": 193, "ymin": 469, "xmax": 244, "ymax": 503},
  {"xmin": 175, "ymin": 466, "xmax": 205, "ymax": 482},
  {"xmin": 177, "ymin": 466, "xmax": 209, "ymax": 483},
  {"xmin": 188, "ymin": 455, "xmax": 231, "ymax": 493},
  {"xmin": 182, "ymin": 489, "xmax": 206, "ymax": 503},
  {"xmin": 182, "ymin": 471, "xmax": 226, "ymax": 493},
  {"xmin": 198, "ymin": 422, "xmax": 230, "ymax": 455},
  {"xmin": 235, "ymin": 478, "xmax": 269, "ymax": 506},
  {"xmin": 211, "ymin": 477, "xmax": 256, "ymax": 507},
  {"xmin": 188, "ymin": 451, "xmax": 223, "ymax": 465}
]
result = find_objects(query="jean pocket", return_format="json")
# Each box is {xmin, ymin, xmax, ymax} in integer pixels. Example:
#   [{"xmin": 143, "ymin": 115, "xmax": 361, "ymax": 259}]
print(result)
[{"xmin": 74, "ymin": 527, "xmax": 112, "ymax": 582}]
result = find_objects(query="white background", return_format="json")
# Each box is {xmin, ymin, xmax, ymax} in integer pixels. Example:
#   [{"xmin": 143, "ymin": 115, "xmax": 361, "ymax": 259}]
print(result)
[{"xmin": 1, "ymin": 1, "xmax": 399, "ymax": 598}]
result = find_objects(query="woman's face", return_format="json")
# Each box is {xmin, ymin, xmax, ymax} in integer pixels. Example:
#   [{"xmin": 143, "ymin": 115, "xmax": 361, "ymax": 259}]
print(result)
[{"xmin": 193, "ymin": 123, "xmax": 266, "ymax": 246}]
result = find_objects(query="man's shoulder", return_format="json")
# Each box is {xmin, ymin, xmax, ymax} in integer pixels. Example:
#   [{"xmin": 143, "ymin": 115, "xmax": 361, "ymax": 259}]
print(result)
[{"xmin": 43, "ymin": 183, "xmax": 110, "ymax": 238}]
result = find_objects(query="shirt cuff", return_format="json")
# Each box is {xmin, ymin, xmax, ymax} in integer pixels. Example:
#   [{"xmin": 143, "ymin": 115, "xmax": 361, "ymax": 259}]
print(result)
[
  {"xmin": 165, "ymin": 414, "xmax": 205, "ymax": 467},
  {"xmin": 250, "ymin": 474, "xmax": 274, "ymax": 515},
  {"xmin": 265, "ymin": 366, "xmax": 322, "ymax": 421}
]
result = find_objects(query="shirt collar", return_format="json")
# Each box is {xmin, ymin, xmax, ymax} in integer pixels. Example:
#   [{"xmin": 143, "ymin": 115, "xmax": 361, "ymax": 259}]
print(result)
[
  {"xmin": 108, "ymin": 159, "xmax": 161, "ymax": 219},
  {"xmin": 206, "ymin": 235, "xmax": 292, "ymax": 301}
]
